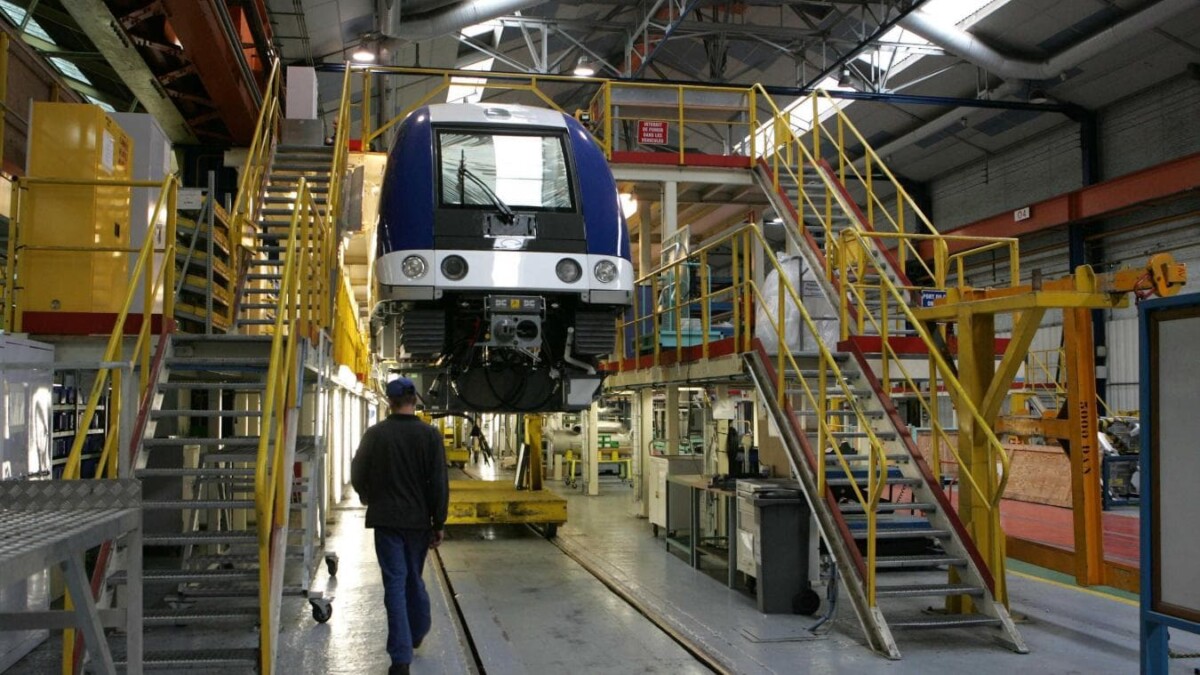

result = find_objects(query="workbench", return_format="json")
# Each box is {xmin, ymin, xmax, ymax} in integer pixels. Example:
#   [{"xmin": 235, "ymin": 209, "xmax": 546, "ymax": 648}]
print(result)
[
  {"xmin": 0, "ymin": 480, "xmax": 142, "ymax": 675},
  {"xmin": 664, "ymin": 475, "xmax": 739, "ymax": 588}
]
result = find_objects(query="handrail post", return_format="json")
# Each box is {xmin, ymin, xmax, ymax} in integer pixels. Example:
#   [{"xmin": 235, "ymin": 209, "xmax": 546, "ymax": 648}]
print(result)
[
  {"xmin": 837, "ymin": 113, "xmax": 845, "ymax": 183},
  {"xmin": 776, "ymin": 272, "xmax": 785, "ymax": 405},
  {"xmin": 838, "ymin": 243, "xmax": 850, "ymax": 342},
  {"xmin": 673, "ymin": 260, "xmax": 683, "ymax": 362},
  {"xmin": 731, "ymin": 235, "xmax": 740, "ymax": 350},
  {"xmin": 811, "ymin": 94, "xmax": 820, "ymax": 159},
  {"xmin": 652, "ymin": 274, "xmax": 661, "ymax": 367},
  {"xmin": 742, "ymin": 232, "xmax": 753, "ymax": 353},
  {"xmin": 865, "ymin": 152, "xmax": 874, "ymax": 229},
  {"xmin": 700, "ymin": 250, "xmax": 710, "ymax": 360},
  {"xmin": 934, "ymin": 238, "xmax": 948, "ymax": 289},
  {"xmin": 748, "ymin": 87, "xmax": 757, "ymax": 164},
  {"xmin": 880, "ymin": 279, "xmax": 889, "ymax": 394},
  {"xmin": 817, "ymin": 365, "xmax": 827, "ymax": 496},
  {"xmin": 677, "ymin": 85, "xmax": 685, "ymax": 165},
  {"xmin": 603, "ymin": 82, "xmax": 613, "ymax": 159}
]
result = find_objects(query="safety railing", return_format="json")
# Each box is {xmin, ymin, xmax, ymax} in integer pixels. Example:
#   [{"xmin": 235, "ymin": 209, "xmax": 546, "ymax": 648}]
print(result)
[
  {"xmin": 6, "ymin": 174, "xmax": 181, "ymax": 675},
  {"xmin": 253, "ymin": 178, "xmax": 326, "ymax": 674},
  {"xmin": 230, "ymin": 60, "xmax": 282, "ymax": 279},
  {"xmin": 588, "ymin": 80, "xmax": 757, "ymax": 164},
  {"xmin": 358, "ymin": 65, "xmax": 579, "ymax": 149},
  {"xmin": 830, "ymin": 227, "xmax": 1013, "ymax": 603},
  {"xmin": 616, "ymin": 223, "xmax": 891, "ymax": 604}
]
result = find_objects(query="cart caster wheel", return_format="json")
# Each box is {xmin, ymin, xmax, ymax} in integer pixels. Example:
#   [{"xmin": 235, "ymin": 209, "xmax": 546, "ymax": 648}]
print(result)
[
  {"xmin": 310, "ymin": 598, "xmax": 333, "ymax": 623},
  {"xmin": 325, "ymin": 553, "xmax": 339, "ymax": 577},
  {"xmin": 543, "ymin": 524, "xmax": 558, "ymax": 539},
  {"xmin": 793, "ymin": 588, "xmax": 821, "ymax": 616},
  {"xmin": 652, "ymin": 524, "xmax": 659, "ymax": 537}
]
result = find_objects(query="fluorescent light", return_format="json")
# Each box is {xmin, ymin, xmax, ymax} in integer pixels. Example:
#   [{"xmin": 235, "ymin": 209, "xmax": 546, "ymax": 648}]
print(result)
[
  {"xmin": 619, "ymin": 193, "xmax": 638, "ymax": 218},
  {"xmin": 573, "ymin": 56, "xmax": 595, "ymax": 77},
  {"xmin": 352, "ymin": 48, "xmax": 375, "ymax": 63}
]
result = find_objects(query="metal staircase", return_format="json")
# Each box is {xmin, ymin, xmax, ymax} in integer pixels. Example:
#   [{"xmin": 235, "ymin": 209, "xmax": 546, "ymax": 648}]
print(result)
[
  {"xmin": 236, "ymin": 144, "xmax": 335, "ymax": 333},
  {"xmin": 744, "ymin": 91, "xmax": 1027, "ymax": 658},
  {"xmin": 596, "ymin": 81, "xmax": 1029, "ymax": 659}
]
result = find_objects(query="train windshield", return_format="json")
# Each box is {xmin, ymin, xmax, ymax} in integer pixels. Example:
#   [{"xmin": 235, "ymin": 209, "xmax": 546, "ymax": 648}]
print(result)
[{"xmin": 439, "ymin": 131, "xmax": 574, "ymax": 212}]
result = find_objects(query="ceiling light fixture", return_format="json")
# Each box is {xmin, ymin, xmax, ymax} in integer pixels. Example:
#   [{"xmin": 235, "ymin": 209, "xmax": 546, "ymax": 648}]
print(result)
[
  {"xmin": 838, "ymin": 67, "xmax": 852, "ymax": 87},
  {"xmin": 353, "ymin": 33, "xmax": 377, "ymax": 62},
  {"xmin": 1028, "ymin": 88, "xmax": 1049, "ymax": 104},
  {"xmin": 573, "ymin": 55, "xmax": 595, "ymax": 77}
]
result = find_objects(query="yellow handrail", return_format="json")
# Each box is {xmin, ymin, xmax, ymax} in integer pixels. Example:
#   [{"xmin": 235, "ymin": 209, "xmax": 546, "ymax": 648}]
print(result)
[
  {"xmin": 620, "ymin": 223, "xmax": 890, "ymax": 604},
  {"xmin": 835, "ymin": 227, "xmax": 1013, "ymax": 603},
  {"xmin": 44, "ymin": 174, "xmax": 178, "ymax": 675},
  {"xmin": 231, "ymin": 60, "xmax": 282, "ymax": 274}
]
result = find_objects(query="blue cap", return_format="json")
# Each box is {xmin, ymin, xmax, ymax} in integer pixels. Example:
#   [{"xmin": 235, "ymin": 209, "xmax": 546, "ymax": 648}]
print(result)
[{"xmin": 386, "ymin": 377, "xmax": 417, "ymax": 399}]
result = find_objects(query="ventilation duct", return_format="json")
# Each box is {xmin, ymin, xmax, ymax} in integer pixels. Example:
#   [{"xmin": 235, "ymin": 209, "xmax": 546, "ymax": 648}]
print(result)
[
  {"xmin": 898, "ymin": 0, "xmax": 1198, "ymax": 81},
  {"xmin": 872, "ymin": 0, "xmax": 1198, "ymax": 162},
  {"xmin": 383, "ymin": 0, "xmax": 547, "ymax": 42}
]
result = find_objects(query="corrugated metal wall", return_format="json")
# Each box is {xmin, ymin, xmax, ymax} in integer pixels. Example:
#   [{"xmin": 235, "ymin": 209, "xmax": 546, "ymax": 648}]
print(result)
[{"xmin": 923, "ymin": 75, "xmax": 1200, "ymax": 414}]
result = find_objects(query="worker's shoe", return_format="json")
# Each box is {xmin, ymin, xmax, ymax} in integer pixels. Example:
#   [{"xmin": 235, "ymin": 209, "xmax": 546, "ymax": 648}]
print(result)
[{"xmin": 389, "ymin": 664, "xmax": 410, "ymax": 675}]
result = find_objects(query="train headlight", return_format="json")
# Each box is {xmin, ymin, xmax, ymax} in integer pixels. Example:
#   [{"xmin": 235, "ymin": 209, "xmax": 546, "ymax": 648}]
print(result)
[
  {"xmin": 401, "ymin": 255, "xmax": 428, "ymax": 279},
  {"xmin": 556, "ymin": 258, "xmax": 582, "ymax": 283},
  {"xmin": 441, "ymin": 255, "xmax": 468, "ymax": 281},
  {"xmin": 594, "ymin": 260, "xmax": 619, "ymax": 284}
]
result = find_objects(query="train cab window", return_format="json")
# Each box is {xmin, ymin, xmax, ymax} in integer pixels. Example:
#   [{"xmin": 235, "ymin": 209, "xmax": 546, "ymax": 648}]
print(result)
[{"xmin": 438, "ymin": 131, "xmax": 574, "ymax": 212}]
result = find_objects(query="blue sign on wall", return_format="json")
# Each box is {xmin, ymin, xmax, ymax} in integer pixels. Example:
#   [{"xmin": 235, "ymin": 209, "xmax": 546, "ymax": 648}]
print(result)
[{"xmin": 919, "ymin": 290, "xmax": 947, "ymax": 308}]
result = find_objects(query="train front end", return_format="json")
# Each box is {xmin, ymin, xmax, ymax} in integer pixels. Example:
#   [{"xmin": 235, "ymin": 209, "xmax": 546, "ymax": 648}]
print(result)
[{"xmin": 375, "ymin": 103, "xmax": 633, "ymax": 412}]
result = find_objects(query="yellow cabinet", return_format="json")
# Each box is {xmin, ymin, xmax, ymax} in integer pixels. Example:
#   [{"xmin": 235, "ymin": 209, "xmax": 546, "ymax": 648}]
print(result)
[{"xmin": 22, "ymin": 103, "xmax": 133, "ymax": 326}]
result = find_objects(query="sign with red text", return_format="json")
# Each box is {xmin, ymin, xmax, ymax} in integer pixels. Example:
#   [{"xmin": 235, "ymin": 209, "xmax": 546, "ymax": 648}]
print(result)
[{"xmin": 636, "ymin": 120, "xmax": 669, "ymax": 145}]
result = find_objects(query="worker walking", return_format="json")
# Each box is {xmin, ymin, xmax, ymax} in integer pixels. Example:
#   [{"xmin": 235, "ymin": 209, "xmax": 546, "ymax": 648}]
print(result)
[{"xmin": 351, "ymin": 377, "xmax": 450, "ymax": 675}]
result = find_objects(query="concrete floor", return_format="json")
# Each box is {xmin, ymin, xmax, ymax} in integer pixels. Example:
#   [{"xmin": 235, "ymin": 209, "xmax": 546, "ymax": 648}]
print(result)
[{"xmin": 7, "ymin": 477, "xmax": 1200, "ymax": 674}]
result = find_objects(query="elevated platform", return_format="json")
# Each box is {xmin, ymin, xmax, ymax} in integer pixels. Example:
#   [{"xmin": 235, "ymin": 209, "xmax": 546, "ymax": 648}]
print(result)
[{"xmin": 446, "ymin": 480, "xmax": 567, "ymax": 530}]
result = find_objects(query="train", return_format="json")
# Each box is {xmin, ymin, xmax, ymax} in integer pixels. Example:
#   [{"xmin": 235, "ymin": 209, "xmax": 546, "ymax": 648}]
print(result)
[{"xmin": 373, "ymin": 102, "xmax": 634, "ymax": 412}]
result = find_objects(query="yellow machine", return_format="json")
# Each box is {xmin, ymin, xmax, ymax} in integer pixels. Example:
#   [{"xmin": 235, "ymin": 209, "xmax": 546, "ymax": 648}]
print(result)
[{"xmin": 21, "ymin": 103, "xmax": 133, "ymax": 331}]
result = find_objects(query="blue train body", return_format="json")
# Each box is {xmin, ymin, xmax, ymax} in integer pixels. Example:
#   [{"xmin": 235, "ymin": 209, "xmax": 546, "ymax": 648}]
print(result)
[{"xmin": 374, "ymin": 102, "xmax": 633, "ymax": 412}]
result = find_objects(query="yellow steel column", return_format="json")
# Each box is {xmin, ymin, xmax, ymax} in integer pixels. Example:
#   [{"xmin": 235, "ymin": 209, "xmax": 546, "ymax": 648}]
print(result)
[
  {"xmin": 525, "ymin": 414, "xmax": 544, "ymax": 491},
  {"xmin": 952, "ymin": 308, "xmax": 997, "ymax": 612},
  {"xmin": 1064, "ymin": 306, "xmax": 1105, "ymax": 586}
]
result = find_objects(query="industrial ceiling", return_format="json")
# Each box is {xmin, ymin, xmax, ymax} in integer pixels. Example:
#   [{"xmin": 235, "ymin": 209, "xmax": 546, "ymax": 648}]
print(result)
[{"xmin": 0, "ymin": 0, "xmax": 1197, "ymax": 182}]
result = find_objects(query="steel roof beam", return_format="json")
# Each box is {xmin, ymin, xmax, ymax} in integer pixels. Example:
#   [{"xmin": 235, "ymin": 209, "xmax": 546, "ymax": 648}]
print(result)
[{"xmin": 61, "ymin": 0, "xmax": 196, "ymax": 143}]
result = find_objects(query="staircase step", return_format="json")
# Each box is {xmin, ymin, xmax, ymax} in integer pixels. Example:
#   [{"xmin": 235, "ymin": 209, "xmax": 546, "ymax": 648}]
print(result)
[
  {"xmin": 144, "ymin": 606, "xmax": 259, "ymax": 626},
  {"xmin": 135, "ymin": 467, "xmax": 256, "ymax": 478},
  {"xmin": 887, "ymin": 614, "xmax": 1003, "ymax": 630},
  {"xmin": 152, "ymin": 409, "xmax": 263, "ymax": 418},
  {"xmin": 122, "ymin": 648, "xmax": 259, "ymax": 670},
  {"xmin": 236, "ymin": 318, "xmax": 278, "ymax": 325},
  {"xmin": 813, "ymin": 430, "xmax": 898, "ymax": 441},
  {"xmin": 145, "ymin": 531, "xmax": 257, "ymax": 546},
  {"xmin": 824, "ymin": 453, "xmax": 910, "ymax": 464},
  {"xmin": 875, "ymin": 554, "xmax": 967, "ymax": 569},
  {"xmin": 853, "ymin": 527, "xmax": 950, "ymax": 540},
  {"xmin": 787, "ymin": 388, "xmax": 872, "ymax": 398},
  {"xmin": 875, "ymin": 583, "xmax": 984, "ymax": 599},
  {"xmin": 111, "ymin": 569, "xmax": 260, "ymax": 585},
  {"xmin": 158, "ymin": 382, "xmax": 265, "ymax": 391},
  {"xmin": 143, "ymin": 499, "xmax": 256, "ymax": 509},
  {"xmin": 794, "ymin": 408, "xmax": 884, "ymax": 419},
  {"xmin": 245, "ymin": 274, "xmax": 283, "ymax": 281},
  {"xmin": 248, "ymin": 259, "xmax": 287, "ymax": 266},
  {"xmin": 166, "ymin": 357, "xmax": 270, "ymax": 370},
  {"xmin": 840, "ymin": 501, "xmax": 935, "ymax": 514},
  {"xmin": 826, "ymin": 476, "xmax": 920, "ymax": 487},
  {"xmin": 144, "ymin": 437, "xmax": 261, "ymax": 448}
]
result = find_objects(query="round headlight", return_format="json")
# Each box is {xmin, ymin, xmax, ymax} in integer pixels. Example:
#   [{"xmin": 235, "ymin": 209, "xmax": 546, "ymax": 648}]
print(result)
[
  {"xmin": 556, "ymin": 258, "xmax": 582, "ymax": 283},
  {"xmin": 401, "ymin": 255, "xmax": 428, "ymax": 279},
  {"xmin": 594, "ymin": 260, "xmax": 619, "ymax": 284},
  {"xmin": 441, "ymin": 255, "xmax": 468, "ymax": 281}
]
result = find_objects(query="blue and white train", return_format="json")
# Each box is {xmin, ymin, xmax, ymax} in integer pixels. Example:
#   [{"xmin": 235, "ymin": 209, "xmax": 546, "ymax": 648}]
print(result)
[{"xmin": 375, "ymin": 103, "xmax": 634, "ymax": 412}]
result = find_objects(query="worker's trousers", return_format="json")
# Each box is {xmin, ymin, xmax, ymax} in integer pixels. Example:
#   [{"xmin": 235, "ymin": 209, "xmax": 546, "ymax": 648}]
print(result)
[{"xmin": 374, "ymin": 527, "xmax": 433, "ymax": 665}]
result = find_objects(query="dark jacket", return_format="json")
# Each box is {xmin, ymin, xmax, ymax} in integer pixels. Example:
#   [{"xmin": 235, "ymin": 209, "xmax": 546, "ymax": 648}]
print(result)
[{"xmin": 350, "ymin": 413, "xmax": 449, "ymax": 531}]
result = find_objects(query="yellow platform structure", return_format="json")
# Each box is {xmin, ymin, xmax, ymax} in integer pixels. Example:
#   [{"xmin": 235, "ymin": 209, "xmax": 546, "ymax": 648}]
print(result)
[
  {"xmin": 446, "ymin": 479, "xmax": 567, "ymax": 532},
  {"xmin": 444, "ymin": 415, "xmax": 566, "ymax": 535}
]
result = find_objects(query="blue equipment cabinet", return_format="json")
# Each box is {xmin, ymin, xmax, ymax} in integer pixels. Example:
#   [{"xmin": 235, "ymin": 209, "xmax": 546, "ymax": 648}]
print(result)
[{"xmin": 1139, "ymin": 293, "xmax": 1200, "ymax": 674}]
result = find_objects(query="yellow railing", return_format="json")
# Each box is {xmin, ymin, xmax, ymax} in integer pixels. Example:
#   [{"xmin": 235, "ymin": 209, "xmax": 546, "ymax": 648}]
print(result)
[
  {"xmin": 587, "ymin": 80, "xmax": 757, "ymax": 164},
  {"xmin": 617, "ymin": 223, "xmax": 891, "ymax": 604},
  {"xmin": 230, "ymin": 60, "xmax": 282, "ymax": 276},
  {"xmin": 359, "ymin": 66, "xmax": 580, "ymax": 148},
  {"xmin": 13, "ymin": 174, "xmax": 180, "ymax": 675}
]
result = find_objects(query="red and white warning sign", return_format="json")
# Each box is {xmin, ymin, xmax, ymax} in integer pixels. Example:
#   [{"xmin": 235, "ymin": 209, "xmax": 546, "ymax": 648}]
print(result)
[{"xmin": 636, "ymin": 120, "xmax": 669, "ymax": 145}]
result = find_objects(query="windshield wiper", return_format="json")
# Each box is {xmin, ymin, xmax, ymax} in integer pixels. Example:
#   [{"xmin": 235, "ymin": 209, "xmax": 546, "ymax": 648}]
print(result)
[{"xmin": 458, "ymin": 151, "xmax": 515, "ymax": 223}]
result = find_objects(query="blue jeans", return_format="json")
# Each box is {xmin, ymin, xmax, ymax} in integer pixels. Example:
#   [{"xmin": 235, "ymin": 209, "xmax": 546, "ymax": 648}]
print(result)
[{"xmin": 374, "ymin": 527, "xmax": 432, "ymax": 665}]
